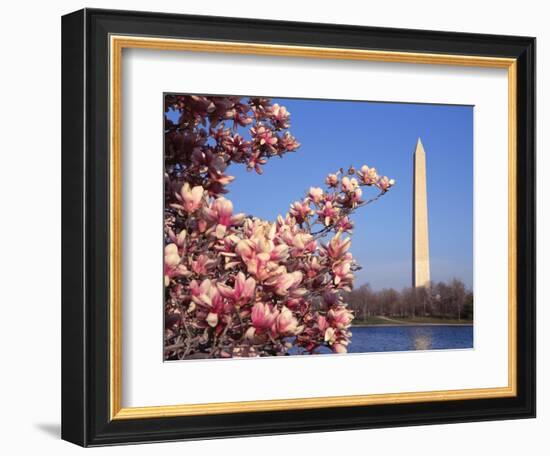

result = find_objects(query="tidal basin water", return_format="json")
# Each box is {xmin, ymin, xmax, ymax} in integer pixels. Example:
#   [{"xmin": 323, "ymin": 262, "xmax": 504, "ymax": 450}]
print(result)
[
  {"xmin": 290, "ymin": 325, "xmax": 473, "ymax": 355},
  {"xmin": 346, "ymin": 325, "xmax": 473, "ymax": 353}
]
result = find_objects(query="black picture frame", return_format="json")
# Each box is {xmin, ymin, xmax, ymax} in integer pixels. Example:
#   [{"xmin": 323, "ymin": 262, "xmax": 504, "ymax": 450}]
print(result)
[{"xmin": 62, "ymin": 8, "xmax": 536, "ymax": 447}]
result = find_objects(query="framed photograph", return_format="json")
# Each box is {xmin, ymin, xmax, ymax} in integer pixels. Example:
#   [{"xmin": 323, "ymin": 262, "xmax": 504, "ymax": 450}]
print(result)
[{"xmin": 61, "ymin": 8, "xmax": 536, "ymax": 446}]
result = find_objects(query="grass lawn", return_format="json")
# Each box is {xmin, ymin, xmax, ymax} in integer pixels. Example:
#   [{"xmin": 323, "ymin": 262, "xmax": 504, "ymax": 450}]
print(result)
[
  {"xmin": 352, "ymin": 316, "xmax": 393, "ymax": 325},
  {"xmin": 352, "ymin": 315, "xmax": 473, "ymax": 326}
]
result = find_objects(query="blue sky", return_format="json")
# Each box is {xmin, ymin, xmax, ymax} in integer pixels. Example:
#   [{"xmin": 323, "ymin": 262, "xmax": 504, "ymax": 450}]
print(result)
[{"xmin": 168, "ymin": 97, "xmax": 473, "ymax": 291}]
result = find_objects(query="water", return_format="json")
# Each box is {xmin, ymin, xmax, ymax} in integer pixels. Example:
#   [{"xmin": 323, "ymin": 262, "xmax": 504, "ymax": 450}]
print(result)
[
  {"xmin": 347, "ymin": 325, "xmax": 473, "ymax": 353},
  {"xmin": 290, "ymin": 325, "xmax": 473, "ymax": 355}
]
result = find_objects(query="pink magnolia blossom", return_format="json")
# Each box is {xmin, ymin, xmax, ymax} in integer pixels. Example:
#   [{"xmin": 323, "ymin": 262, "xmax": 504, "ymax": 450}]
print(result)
[
  {"xmin": 357, "ymin": 165, "xmax": 378, "ymax": 185},
  {"xmin": 224, "ymin": 105, "xmax": 253, "ymax": 129},
  {"xmin": 235, "ymin": 227, "xmax": 289, "ymax": 281},
  {"xmin": 265, "ymin": 271, "xmax": 303, "ymax": 296},
  {"xmin": 336, "ymin": 216, "xmax": 354, "ymax": 233},
  {"xmin": 325, "ymin": 173, "xmax": 339, "ymax": 187},
  {"xmin": 304, "ymin": 257, "xmax": 323, "ymax": 279},
  {"xmin": 247, "ymin": 151, "xmax": 269, "ymax": 174},
  {"xmin": 377, "ymin": 176, "xmax": 396, "ymax": 192},
  {"xmin": 251, "ymin": 123, "xmax": 278, "ymax": 151},
  {"xmin": 190, "ymin": 278, "xmax": 232, "ymax": 328},
  {"xmin": 167, "ymin": 228, "xmax": 187, "ymax": 248},
  {"xmin": 279, "ymin": 132, "xmax": 300, "ymax": 152},
  {"xmin": 173, "ymin": 183, "xmax": 204, "ymax": 213},
  {"xmin": 273, "ymin": 306, "xmax": 303, "ymax": 336},
  {"xmin": 326, "ymin": 234, "xmax": 351, "ymax": 260},
  {"xmin": 324, "ymin": 326, "xmax": 337, "ymax": 344},
  {"xmin": 222, "ymin": 133, "xmax": 250, "ymax": 161},
  {"xmin": 289, "ymin": 200, "xmax": 313, "ymax": 223},
  {"xmin": 217, "ymin": 272, "xmax": 256, "ymax": 306},
  {"xmin": 211, "ymin": 125, "xmax": 232, "ymax": 145},
  {"xmin": 317, "ymin": 201, "xmax": 340, "ymax": 226},
  {"xmin": 332, "ymin": 343, "xmax": 348, "ymax": 354},
  {"xmin": 281, "ymin": 231, "xmax": 317, "ymax": 257},
  {"xmin": 308, "ymin": 187, "xmax": 324, "ymax": 203},
  {"xmin": 250, "ymin": 301, "xmax": 279, "ymax": 333},
  {"xmin": 270, "ymin": 103, "xmax": 291, "ymax": 129},
  {"xmin": 203, "ymin": 197, "xmax": 245, "ymax": 228},
  {"xmin": 164, "ymin": 243, "xmax": 190, "ymax": 286},
  {"xmin": 332, "ymin": 259, "xmax": 353, "ymax": 287},
  {"xmin": 317, "ymin": 314, "xmax": 329, "ymax": 332},
  {"xmin": 327, "ymin": 307, "xmax": 354, "ymax": 329},
  {"xmin": 341, "ymin": 176, "xmax": 359, "ymax": 193},
  {"xmin": 191, "ymin": 254, "xmax": 216, "ymax": 276},
  {"xmin": 208, "ymin": 170, "xmax": 235, "ymax": 188},
  {"xmin": 350, "ymin": 188, "xmax": 362, "ymax": 204}
]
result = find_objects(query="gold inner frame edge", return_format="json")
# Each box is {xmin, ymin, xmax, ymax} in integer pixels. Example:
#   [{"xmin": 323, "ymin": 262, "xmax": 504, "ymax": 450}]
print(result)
[{"xmin": 109, "ymin": 35, "xmax": 518, "ymax": 420}]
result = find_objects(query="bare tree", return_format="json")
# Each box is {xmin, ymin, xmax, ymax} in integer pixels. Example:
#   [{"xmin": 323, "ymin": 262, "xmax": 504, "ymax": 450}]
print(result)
[
  {"xmin": 450, "ymin": 278, "xmax": 466, "ymax": 321},
  {"xmin": 345, "ymin": 278, "xmax": 472, "ymax": 321}
]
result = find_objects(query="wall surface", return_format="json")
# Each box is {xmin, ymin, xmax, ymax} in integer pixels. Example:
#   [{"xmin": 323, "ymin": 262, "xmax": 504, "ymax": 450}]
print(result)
[{"xmin": 0, "ymin": 1, "xmax": 545, "ymax": 454}]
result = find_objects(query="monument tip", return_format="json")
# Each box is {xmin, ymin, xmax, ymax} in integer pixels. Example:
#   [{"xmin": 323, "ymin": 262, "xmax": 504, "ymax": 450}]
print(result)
[{"xmin": 414, "ymin": 137, "xmax": 425, "ymax": 155}]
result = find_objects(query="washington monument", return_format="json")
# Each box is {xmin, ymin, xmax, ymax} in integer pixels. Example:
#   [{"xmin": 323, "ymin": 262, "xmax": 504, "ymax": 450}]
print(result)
[{"xmin": 412, "ymin": 138, "xmax": 431, "ymax": 288}]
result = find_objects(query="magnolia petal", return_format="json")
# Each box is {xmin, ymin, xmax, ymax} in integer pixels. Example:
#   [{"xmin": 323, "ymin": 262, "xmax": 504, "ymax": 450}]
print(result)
[
  {"xmin": 215, "ymin": 224, "xmax": 227, "ymax": 239},
  {"xmin": 245, "ymin": 327, "xmax": 256, "ymax": 340},
  {"xmin": 333, "ymin": 344, "xmax": 347, "ymax": 354},
  {"xmin": 206, "ymin": 312, "xmax": 219, "ymax": 327}
]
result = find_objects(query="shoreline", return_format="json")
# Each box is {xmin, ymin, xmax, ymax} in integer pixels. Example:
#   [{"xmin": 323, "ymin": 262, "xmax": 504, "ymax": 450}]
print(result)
[{"xmin": 351, "ymin": 322, "xmax": 473, "ymax": 328}]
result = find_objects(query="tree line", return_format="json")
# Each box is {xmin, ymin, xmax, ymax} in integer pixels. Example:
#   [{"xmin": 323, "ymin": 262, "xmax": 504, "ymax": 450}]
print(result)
[{"xmin": 345, "ymin": 279, "xmax": 473, "ymax": 322}]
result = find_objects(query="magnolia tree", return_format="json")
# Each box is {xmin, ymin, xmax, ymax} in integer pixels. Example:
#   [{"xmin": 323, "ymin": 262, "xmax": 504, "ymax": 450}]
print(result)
[{"xmin": 164, "ymin": 95, "xmax": 394, "ymax": 359}]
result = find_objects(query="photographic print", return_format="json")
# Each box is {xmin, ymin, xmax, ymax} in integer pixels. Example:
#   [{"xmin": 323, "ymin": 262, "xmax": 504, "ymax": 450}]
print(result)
[{"xmin": 163, "ymin": 94, "xmax": 474, "ymax": 360}]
